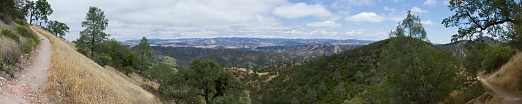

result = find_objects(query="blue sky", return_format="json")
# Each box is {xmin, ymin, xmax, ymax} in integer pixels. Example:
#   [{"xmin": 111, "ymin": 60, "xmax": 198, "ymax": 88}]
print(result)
[{"xmin": 48, "ymin": 0, "xmax": 458, "ymax": 44}]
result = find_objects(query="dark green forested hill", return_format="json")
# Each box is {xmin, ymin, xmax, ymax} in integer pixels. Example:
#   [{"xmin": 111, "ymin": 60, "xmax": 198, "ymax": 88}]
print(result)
[{"xmin": 251, "ymin": 37, "xmax": 462, "ymax": 104}]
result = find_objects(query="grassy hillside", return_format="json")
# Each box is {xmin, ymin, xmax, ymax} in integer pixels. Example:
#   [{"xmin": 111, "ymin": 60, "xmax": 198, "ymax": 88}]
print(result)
[
  {"xmin": 0, "ymin": 20, "xmax": 40, "ymax": 78},
  {"xmin": 250, "ymin": 37, "xmax": 461, "ymax": 103},
  {"xmin": 32, "ymin": 26, "xmax": 160, "ymax": 103}
]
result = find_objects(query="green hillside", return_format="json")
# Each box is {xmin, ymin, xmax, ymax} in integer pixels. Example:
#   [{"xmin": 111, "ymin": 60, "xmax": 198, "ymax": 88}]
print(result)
[{"xmin": 250, "ymin": 37, "xmax": 462, "ymax": 104}]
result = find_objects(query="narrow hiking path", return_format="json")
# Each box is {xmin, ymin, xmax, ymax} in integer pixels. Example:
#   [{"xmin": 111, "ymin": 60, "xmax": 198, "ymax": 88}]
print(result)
[
  {"xmin": 0, "ymin": 27, "xmax": 52, "ymax": 104},
  {"xmin": 477, "ymin": 75, "xmax": 522, "ymax": 104}
]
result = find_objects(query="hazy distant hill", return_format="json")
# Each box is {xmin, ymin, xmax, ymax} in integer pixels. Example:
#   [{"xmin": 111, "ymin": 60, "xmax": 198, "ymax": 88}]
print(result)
[
  {"xmin": 123, "ymin": 37, "xmax": 372, "ymax": 49},
  {"xmin": 127, "ymin": 38, "xmax": 372, "ymax": 67},
  {"xmin": 436, "ymin": 37, "xmax": 501, "ymax": 59}
]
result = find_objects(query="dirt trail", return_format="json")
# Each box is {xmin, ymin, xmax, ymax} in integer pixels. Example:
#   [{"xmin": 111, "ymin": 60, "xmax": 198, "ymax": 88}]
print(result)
[
  {"xmin": 0, "ymin": 27, "xmax": 52, "ymax": 104},
  {"xmin": 477, "ymin": 75, "xmax": 522, "ymax": 104}
]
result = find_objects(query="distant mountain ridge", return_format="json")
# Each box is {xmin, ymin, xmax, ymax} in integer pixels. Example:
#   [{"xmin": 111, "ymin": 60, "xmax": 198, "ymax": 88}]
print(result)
[
  {"xmin": 123, "ymin": 37, "xmax": 373, "ymax": 49},
  {"xmin": 127, "ymin": 38, "xmax": 373, "ymax": 67}
]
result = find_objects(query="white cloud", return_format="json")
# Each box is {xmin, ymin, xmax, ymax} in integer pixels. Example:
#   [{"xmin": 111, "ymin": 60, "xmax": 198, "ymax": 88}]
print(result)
[
  {"xmin": 47, "ymin": 0, "xmax": 297, "ymax": 41},
  {"xmin": 384, "ymin": 6, "xmax": 396, "ymax": 12},
  {"xmin": 272, "ymin": 3, "xmax": 332, "ymax": 19},
  {"xmin": 411, "ymin": 7, "xmax": 428, "ymax": 14},
  {"xmin": 423, "ymin": 0, "xmax": 437, "ymax": 6},
  {"xmin": 42, "ymin": 0, "xmax": 400, "ymax": 41},
  {"xmin": 276, "ymin": 29, "xmax": 387, "ymax": 40},
  {"xmin": 306, "ymin": 21, "xmax": 341, "ymax": 28},
  {"xmin": 345, "ymin": 12, "xmax": 385, "ymax": 23},
  {"xmin": 421, "ymin": 20, "xmax": 433, "ymax": 25}
]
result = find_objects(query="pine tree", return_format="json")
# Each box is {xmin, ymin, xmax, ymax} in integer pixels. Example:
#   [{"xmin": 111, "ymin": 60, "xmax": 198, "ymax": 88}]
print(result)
[
  {"xmin": 134, "ymin": 37, "xmax": 153, "ymax": 73},
  {"xmin": 75, "ymin": 6, "xmax": 109, "ymax": 57}
]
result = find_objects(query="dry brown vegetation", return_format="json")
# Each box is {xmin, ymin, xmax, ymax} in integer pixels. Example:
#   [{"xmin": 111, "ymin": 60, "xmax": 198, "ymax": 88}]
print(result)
[
  {"xmin": 485, "ymin": 52, "xmax": 522, "ymax": 92},
  {"xmin": 0, "ymin": 21, "xmax": 38, "ymax": 78},
  {"xmin": 464, "ymin": 52, "xmax": 522, "ymax": 104},
  {"xmin": 32, "ymin": 26, "xmax": 160, "ymax": 103}
]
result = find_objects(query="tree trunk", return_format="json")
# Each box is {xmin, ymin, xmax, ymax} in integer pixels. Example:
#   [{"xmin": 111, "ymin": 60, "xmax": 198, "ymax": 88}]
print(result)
[
  {"xmin": 204, "ymin": 89, "xmax": 212, "ymax": 104},
  {"xmin": 90, "ymin": 30, "xmax": 95, "ymax": 57},
  {"xmin": 29, "ymin": 11, "xmax": 33, "ymax": 24}
]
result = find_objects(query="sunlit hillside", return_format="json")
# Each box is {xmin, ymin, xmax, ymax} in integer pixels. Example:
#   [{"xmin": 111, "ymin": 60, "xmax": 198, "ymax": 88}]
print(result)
[{"xmin": 32, "ymin": 26, "xmax": 160, "ymax": 103}]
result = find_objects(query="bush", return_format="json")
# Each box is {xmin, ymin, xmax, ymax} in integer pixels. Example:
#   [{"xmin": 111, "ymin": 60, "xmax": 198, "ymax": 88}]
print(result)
[
  {"xmin": 483, "ymin": 45, "xmax": 517, "ymax": 73},
  {"xmin": 464, "ymin": 44, "xmax": 517, "ymax": 74},
  {"xmin": 0, "ymin": 59, "xmax": 4, "ymax": 70},
  {"xmin": 5, "ymin": 66, "xmax": 15, "ymax": 77},
  {"xmin": 0, "ymin": 13, "xmax": 13, "ymax": 24},
  {"xmin": 2, "ymin": 29, "xmax": 19, "ymax": 42},
  {"xmin": 92, "ymin": 53, "xmax": 112, "ymax": 66},
  {"xmin": 14, "ymin": 19, "xmax": 27, "ymax": 26},
  {"xmin": 17, "ymin": 25, "xmax": 39, "ymax": 43},
  {"xmin": 124, "ymin": 66, "xmax": 135, "ymax": 74},
  {"xmin": 21, "ymin": 40, "xmax": 38, "ymax": 54}
]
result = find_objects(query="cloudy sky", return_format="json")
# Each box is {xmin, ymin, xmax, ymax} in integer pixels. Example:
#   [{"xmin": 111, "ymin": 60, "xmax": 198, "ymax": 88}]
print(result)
[{"xmin": 47, "ymin": 0, "xmax": 457, "ymax": 44}]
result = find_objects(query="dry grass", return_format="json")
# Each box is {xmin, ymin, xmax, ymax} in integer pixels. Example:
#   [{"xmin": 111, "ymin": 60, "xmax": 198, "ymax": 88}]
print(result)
[
  {"xmin": 485, "ymin": 52, "xmax": 522, "ymax": 91},
  {"xmin": 0, "ymin": 35, "xmax": 21, "ymax": 65},
  {"xmin": 32, "ymin": 26, "xmax": 160, "ymax": 104},
  {"xmin": 105, "ymin": 66, "xmax": 160, "ymax": 91}
]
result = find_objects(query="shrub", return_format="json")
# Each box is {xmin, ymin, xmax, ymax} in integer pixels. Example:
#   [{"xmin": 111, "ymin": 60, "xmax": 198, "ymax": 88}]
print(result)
[
  {"xmin": 0, "ymin": 35, "xmax": 22, "ymax": 65},
  {"xmin": 0, "ymin": 13, "xmax": 13, "ymax": 24},
  {"xmin": 21, "ymin": 40, "xmax": 37, "ymax": 54},
  {"xmin": 6, "ymin": 66, "xmax": 15, "ymax": 77},
  {"xmin": 483, "ymin": 45, "xmax": 517, "ymax": 73},
  {"xmin": 13, "ymin": 19, "xmax": 27, "ymax": 26},
  {"xmin": 0, "ymin": 59, "xmax": 3, "ymax": 70},
  {"xmin": 17, "ymin": 25, "xmax": 39, "ymax": 43},
  {"xmin": 92, "ymin": 53, "xmax": 112, "ymax": 66},
  {"xmin": 124, "ymin": 66, "xmax": 135, "ymax": 75},
  {"xmin": 2, "ymin": 29, "xmax": 19, "ymax": 42}
]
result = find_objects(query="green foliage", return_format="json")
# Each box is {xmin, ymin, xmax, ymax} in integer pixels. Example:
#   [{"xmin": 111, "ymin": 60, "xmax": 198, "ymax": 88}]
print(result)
[
  {"xmin": 34, "ymin": 0, "xmax": 52, "ymax": 25},
  {"xmin": 92, "ymin": 53, "xmax": 112, "ymax": 66},
  {"xmin": 124, "ymin": 66, "xmax": 135, "ymax": 74},
  {"xmin": 365, "ymin": 37, "xmax": 461, "ymax": 103},
  {"xmin": 76, "ymin": 6, "xmax": 109, "ymax": 57},
  {"xmin": 14, "ymin": 19, "xmax": 28, "ymax": 26},
  {"xmin": 22, "ymin": 0, "xmax": 37, "ymax": 24},
  {"xmin": 483, "ymin": 45, "xmax": 517, "ymax": 72},
  {"xmin": 5, "ymin": 66, "xmax": 15, "ymax": 77},
  {"xmin": 0, "ymin": 59, "xmax": 4, "ymax": 71},
  {"xmin": 257, "ymin": 37, "xmax": 462, "ymax": 103},
  {"xmin": 46, "ymin": 20, "xmax": 69, "ymax": 38},
  {"xmin": 96, "ymin": 39, "xmax": 136, "ymax": 68},
  {"xmin": 161, "ymin": 56, "xmax": 177, "ymax": 68},
  {"xmin": 21, "ymin": 39, "xmax": 36, "ymax": 54},
  {"xmin": 134, "ymin": 37, "xmax": 153, "ymax": 72},
  {"xmin": 153, "ymin": 46, "xmax": 306, "ymax": 68},
  {"xmin": 390, "ymin": 11, "xmax": 427, "ymax": 40},
  {"xmin": 16, "ymin": 25, "xmax": 40, "ymax": 54},
  {"xmin": 257, "ymin": 39, "xmax": 390, "ymax": 103},
  {"xmin": 464, "ymin": 44, "xmax": 517, "ymax": 74},
  {"xmin": 443, "ymin": 0, "xmax": 521, "ymax": 44},
  {"xmin": 142, "ymin": 62, "xmax": 176, "ymax": 83},
  {"xmin": 17, "ymin": 25, "xmax": 39, "ymax": 42},
  {"xmin": 168, "ymin": 59, "xmax": 246, "ymax": 104},
  {"xmin": 2, "ymin": 29, "xmax": 19, "ymax": 42},
  {"xmin": 0, "ymin": 0, "xmax": 25, "ymax": 22}
]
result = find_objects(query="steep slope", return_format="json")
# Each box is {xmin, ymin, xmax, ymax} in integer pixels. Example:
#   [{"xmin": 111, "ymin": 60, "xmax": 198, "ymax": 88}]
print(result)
[
  {"xmin": 470, "ymin": 53, "xmax": 522, "ymax": 104},
  {"xmin": 254, "ymin": 38, "xmax": 392, "ymax": 103},
  {"xmin": 0, "ymin": 25, "xmax": 50, "ymax": 103},
  {"xmin": 254, "ymin": 37, "xmax": 460, "ymax": 103},
  {"xmin": 32, "ymin": 26, "xmax": 160, "ymax": 103}
]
